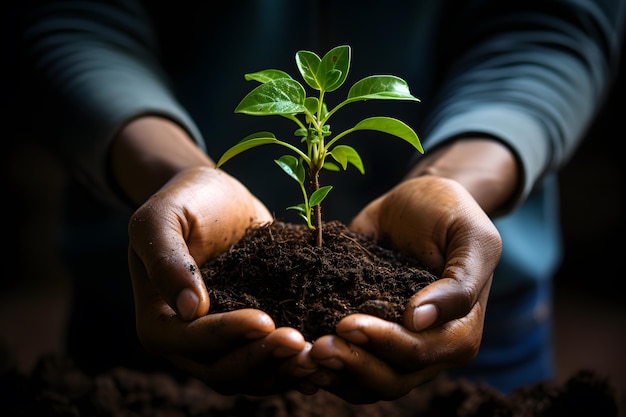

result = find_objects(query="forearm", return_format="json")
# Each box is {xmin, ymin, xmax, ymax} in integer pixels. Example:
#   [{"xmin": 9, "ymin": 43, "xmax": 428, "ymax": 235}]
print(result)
[
  {"xmin": 416, "ymin": 0, "xmax": 624, "ymax": 215},
  {"xmin": 406, "ymin": 138, "xmax": 519, "ymax": 217},
  {"xmin": 111, "ymin": 116, "xmax": 214, "ymax": 207},
  {"xmin": 21, "ymin": 0, "xmax": 207, "ymax": 207}
]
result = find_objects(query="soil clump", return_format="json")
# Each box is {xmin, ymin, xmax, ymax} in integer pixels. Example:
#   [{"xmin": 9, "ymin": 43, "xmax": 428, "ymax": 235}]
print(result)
[{"xmin": 201, "ymin": 220, "xmax": 438, "ymax": 341}]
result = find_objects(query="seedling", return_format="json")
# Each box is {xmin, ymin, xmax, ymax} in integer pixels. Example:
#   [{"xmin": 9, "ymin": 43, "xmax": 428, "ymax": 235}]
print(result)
[{"xmin": 216, "ymin": 45, "xmax": 423, "ymax": 247}]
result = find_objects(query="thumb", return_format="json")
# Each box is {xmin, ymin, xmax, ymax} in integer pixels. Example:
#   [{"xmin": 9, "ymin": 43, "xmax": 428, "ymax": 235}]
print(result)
[{"xmin": 128, "ymin": 207, "xmax": 210, "ymax": 321}]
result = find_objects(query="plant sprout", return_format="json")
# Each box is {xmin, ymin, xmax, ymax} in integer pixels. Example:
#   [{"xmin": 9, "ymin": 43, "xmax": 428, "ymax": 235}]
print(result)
[{"xmin": 216, "ymin": 45, "xmax": 423, "ymax": 247}]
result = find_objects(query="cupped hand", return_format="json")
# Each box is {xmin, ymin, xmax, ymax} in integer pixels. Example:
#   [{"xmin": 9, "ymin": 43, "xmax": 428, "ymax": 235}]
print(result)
[
  {"xmin": 307, "ymin": 175, "xmax": 502, "ymax": 403},
  {"xmin": 128, "ymin": 166, "xmax": 318, "ymax": 395}
]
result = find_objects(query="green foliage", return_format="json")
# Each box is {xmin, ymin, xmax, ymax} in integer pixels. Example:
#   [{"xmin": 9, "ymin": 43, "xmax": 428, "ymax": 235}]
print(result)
[{"xmin": 216, "ymin": 45, "xmax": 423, "ymax": 232}]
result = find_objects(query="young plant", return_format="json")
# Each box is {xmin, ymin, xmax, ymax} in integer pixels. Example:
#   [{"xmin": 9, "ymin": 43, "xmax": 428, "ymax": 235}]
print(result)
[{"xmin": 216, "ymin": 45, "xmax": 423, "ymax": 247}]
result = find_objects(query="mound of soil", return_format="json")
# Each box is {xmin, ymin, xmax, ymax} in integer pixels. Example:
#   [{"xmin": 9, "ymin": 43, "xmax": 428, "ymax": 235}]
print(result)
[
  {"xmin": 0, "ymin": 355, "xmax": 620, "ymax": 416},
  {"xmin": 201, "ymin": 220, "xmax": 438, "ymax": 341}
]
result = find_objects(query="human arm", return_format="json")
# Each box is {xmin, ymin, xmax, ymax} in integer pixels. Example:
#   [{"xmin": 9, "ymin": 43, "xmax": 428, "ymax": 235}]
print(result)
[
  {"xmin": 310, "ymin": 140, "xmax": 510, "ymax": 402},
  {"xmin": 20, "ymin": 0, "xmax": 318, "ymax": 395},
  {"xmin": 117, "ymin": 117, "xmax": 318, "ymax": 395},
  {"xmin": 307, "ymin": 0, "xmax": 626, "ymax": 403}
]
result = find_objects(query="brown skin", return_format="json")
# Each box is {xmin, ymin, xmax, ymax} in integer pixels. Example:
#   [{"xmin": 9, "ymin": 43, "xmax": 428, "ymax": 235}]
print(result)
[
  {"xmin": 112, "ymin": 115, "xmax": 518, "ymax": 400},
  {"xmin": 308, "ymin": 139, "xmax": 518, "ymax": 402},
  {"xmin": 113, "ymin": 116, "xmax": 317, "ymax": 396}
]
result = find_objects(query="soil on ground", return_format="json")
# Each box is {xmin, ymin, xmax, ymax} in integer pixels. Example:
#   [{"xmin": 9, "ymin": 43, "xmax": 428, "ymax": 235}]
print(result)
[{"xmin": 1, "ymin": 354, "xmax": 620, "ymax": 417}]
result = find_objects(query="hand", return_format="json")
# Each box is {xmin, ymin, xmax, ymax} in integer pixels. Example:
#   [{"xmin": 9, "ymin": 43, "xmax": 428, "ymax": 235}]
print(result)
[
  {"xmin": 306, "ymin": 175, "xmax": 502, "ymax": 403},
  {"xmin": 128, "ymin": 166, "xmax": 319, "ymax": 395}
]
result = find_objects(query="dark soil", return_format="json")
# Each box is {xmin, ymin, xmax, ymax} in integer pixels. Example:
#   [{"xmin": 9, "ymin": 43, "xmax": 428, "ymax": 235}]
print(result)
[
  {"xmin": 201, "ymin": 220, "xmax": 438, "ymax": 341},
  {"xmin": 1, "ymin": 354, "xmax": 620, "ymax": 416}
]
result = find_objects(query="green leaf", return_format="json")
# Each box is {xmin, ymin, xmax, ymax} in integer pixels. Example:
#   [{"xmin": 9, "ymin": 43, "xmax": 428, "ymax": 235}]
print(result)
[
  {"xmin": 238, "ymin": 131, "xmax": 276, "ymax": 142},
  {"xmin": 322, "ymin": 161, "xmax": 341, "ymax": 171},
  {"xmin": 347, "ymin": 75, "xmax": 420, "ymax": 102},
  {"xmin": 296, "ymin": 50, "xmax": 322, "ymax": 90},
  {"xmin": 319, "ymin": 45, "xmax": 351, "ymax": 92},
  {"xmin": 287, "ymin": 204, "xmax": 310, "ymax": 224},
  {"xmin": 309, "ymin": 185, "xmax": 333, "ymax": 207},
  {"xmin": 244, "ymin": 69, "xmax": 292, "ymax": 84},
  {"xmin": 216, "ymin": 134, "xmax": 279, "ymax": 167},
  {"xmin": 294, "ymin": 128, "xmax": 307, "ymax": 137},
  {"xmin": 235, "ymin": 78, "xmax": 306, "ymax": 115},
  {"xmin": 351, "ymin": 116, "xmax": 423, "ymax": 153},
  {"xmin": 275, "ymin": 155, "xmax": 305, "ymax": 184},
  {"xmin": 329, "ymin": 145, "xmax": 365, "ymax": 174},
  {"xmin": 287, "ymin": 203, "xmax": 308, "ymax": 215},
  {"xmin": 304, "ymin": 96, "xmax": 319, "ymax": 116}
]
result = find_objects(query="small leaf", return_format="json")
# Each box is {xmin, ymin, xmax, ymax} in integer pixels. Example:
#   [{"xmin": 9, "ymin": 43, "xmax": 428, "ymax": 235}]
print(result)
[
  {"xmin": 319, "ymin": 102, "xmax": 329, "ymax": 119},
  {"xmin": 216, "ymin": 135, "xmax": 280, "ymax": 167},
  {"xmin": 309, "ymin": 185, "xmax": 333, "ymax": 207},
  {"xmin": 287, "ymin": 204, "xmax": 307, "ymax": 215},
  {"xmin": 275, "ymin": 155, "xmax": 305, "ymax": 183},
  {"xmin": 351, "ymin": 116, "xmax": 423, "ymax": 153},
  {"xmin": 322, "ymin": 161, "xmax": 341, "ymax": 172},
  {"xmin": 304, "ymin": 96, "xmax": 319, "ymax": 115},
  {"xmin": 319, "ymin": 45, "xmax": 351, "ymax": 92},
  {"xmin": 287, "ymin": 204, "xmax": 310, "ymax": 224},
  {"xmin": 244, "ymin": 69, "xmax": 292, "ymax": 84},
  {"xmin": 235, "ymin": 79, "xmax": 306, "ymax": 115},
  {"xmin": 347, "ymin": 75, "xmax": 420, "ymax": 102},
  {"xmin": 294, "ymin": 128, "xmax": 307, "ymax": 137},
  {"xmin": 309, "ymin": 131, "xmax": 321, "ymax": 144},
  {"xmin": 330, "ymin": 145, "xmax": 365, "ymax": 174},
  {"xmin": 296, "ymin": 50, "xmax": 322, "ymax": 90}
]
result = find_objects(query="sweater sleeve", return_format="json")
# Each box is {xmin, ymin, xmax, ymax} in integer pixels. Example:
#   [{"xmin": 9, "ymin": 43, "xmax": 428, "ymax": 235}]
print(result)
[
  {"xmin": 419, "ymin": 0, "xmax": 625, "ymax": 213},
  {"xmin": 20, "ymin": 0, "xmax": 205, "ymax": 207}
]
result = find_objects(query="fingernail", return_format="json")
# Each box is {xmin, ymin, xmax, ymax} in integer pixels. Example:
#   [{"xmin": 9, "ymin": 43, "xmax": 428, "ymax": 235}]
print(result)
[
  {"xmin": 413, "ymin": 303, "xmax": 438, "ymax": 330},
  {"xmin": 176, "ymin": 288, "xmax": 199, "ymax": 321}
]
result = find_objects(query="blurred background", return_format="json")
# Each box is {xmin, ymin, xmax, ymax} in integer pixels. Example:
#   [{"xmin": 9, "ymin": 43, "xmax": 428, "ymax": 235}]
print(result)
[{"xmin": 552, "ymin": 50, "xmax": 626, "ymax": 396}]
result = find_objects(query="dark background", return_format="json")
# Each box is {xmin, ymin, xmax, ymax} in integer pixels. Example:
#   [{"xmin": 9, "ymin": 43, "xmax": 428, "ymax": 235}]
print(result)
[
  {"xmin": 2, "ymin": 1, "xmax": 625, "ymax": 404},
  {"xmin": 551, "ymin": 46, "xmax": 626, "ymax": 395}
]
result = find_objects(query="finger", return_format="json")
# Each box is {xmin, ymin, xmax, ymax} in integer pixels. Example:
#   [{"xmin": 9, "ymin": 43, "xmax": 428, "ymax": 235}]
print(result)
[
  {"xmin": 335, "ymin": 314, "xmax": 431, "ymax": 369},
  {"xmin": 406, "ymin": 271, "xmax": 493, "ymax": 332},
  {"xmin": 309, "ymin": 335, "xmax": 441, "ymax": 403},
  {"xmin": 337, "ymin": 307, "xmax": 485, "ymax": 370},
  {"xmin": 279, "ymin": 342, "xmax": 319, "ymax": 377},
  {"xmin": 129, "ymin": 203, "xmax": 210, "ymax": 320},
  {"xmin": 149, "ymin": 310, "xmax": 282, "ymax": 354},
  {"xmin": 130, "ymin": 246, "xmax": 280, "ymax": 352},
  {"xmin": 128, "ymin": 168, "xmax": 270, "ymax": 321},
  {"xmin": 404, "ymin": 186, "xmax": 500, "ymax": 330},
  {"xmin": 280, "ymin": 342, "xmax": 321, "ymax": 395},
  {"xmin": 167, "ymin": 327, "xmax": 307, "ymax": 396}
]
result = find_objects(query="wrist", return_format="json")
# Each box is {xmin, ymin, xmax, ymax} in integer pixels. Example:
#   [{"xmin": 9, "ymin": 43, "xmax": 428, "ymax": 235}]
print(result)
[
  {"xmin": 110, "ymin": 116, "xmax": 213, "ymax": 206},
  {"xmin": 407, "ymin": 138, "xmax": 520, "ymax": 216}
]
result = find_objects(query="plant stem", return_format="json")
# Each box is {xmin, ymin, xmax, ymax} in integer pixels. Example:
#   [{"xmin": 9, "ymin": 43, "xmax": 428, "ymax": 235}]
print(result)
[{"xmin": 310, "ymin": 169, "xmax": 323, "ymax": 247}]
